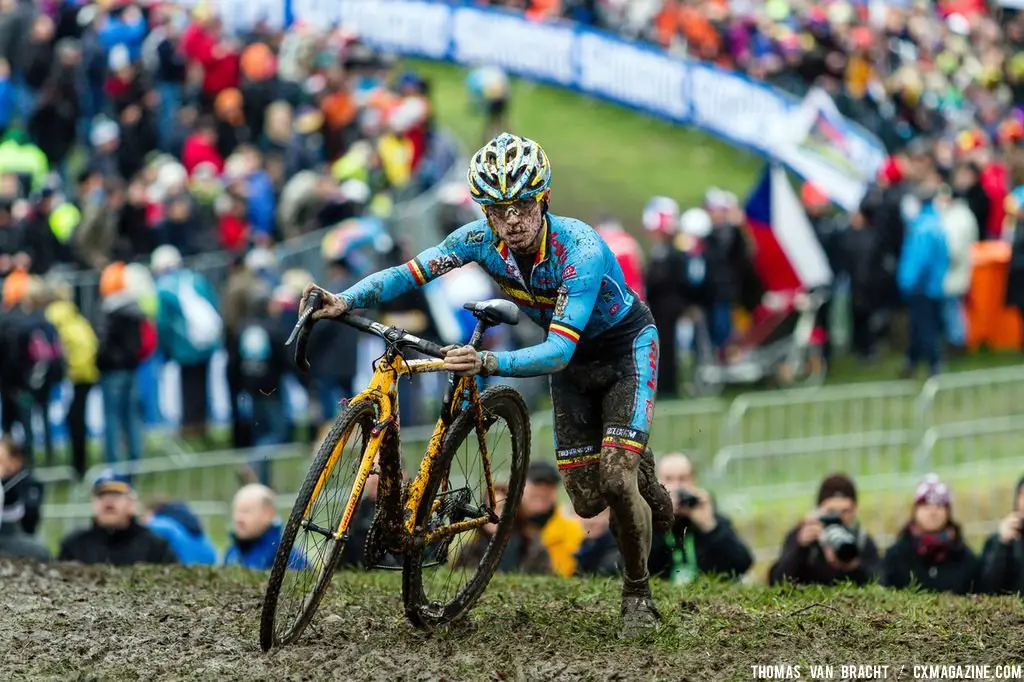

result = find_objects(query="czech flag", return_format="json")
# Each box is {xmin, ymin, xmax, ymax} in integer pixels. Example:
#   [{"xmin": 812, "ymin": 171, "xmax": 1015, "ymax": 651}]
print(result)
[{"xmin": 744, "ymin": 164, "xmax": 833, "ymax": 293}]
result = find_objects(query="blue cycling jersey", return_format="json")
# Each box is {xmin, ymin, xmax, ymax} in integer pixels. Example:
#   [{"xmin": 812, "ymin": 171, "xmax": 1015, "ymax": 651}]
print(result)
[{"xmin": 337, "ymin": 213, "xmax": 638, "ymax": 377}]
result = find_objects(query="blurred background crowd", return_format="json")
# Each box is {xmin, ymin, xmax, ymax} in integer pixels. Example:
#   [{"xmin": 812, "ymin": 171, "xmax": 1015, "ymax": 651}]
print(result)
[{"xmin": 4, "ymin": 0, "xmax": 1024, "ymax": 598}]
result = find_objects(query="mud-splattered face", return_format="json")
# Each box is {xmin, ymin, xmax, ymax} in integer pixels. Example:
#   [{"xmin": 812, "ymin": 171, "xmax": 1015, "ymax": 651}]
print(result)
[{"xmin": 484, "ymin": 192, "xmax": 546, "ymax": 253}]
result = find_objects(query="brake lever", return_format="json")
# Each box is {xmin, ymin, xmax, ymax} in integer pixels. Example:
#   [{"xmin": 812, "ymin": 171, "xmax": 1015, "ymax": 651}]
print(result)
[{"xmin": 287, "ymin": 290, "xmax": 322, "ymax": 373}]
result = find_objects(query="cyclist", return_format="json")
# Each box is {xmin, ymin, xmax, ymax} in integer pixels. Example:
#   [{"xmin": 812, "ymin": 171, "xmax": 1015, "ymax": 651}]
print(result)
[{"xmin": 300, "ymin": 132, "xmax": 674, "ymax": 637}]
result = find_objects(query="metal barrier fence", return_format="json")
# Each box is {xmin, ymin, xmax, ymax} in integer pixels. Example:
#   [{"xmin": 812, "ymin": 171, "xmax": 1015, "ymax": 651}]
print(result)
[{"xmin": 34, "ymin": 363, "xmax": 1024, "ymax": 566}]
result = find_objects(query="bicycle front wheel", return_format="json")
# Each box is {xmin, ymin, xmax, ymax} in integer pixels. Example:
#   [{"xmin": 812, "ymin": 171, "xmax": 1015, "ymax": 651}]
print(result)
[
  {"xmin": 402, "ymin": 385, "xmax": 531, "ymax": 628},
  {"xmin": 259, "ymin": 398, "xmax": 377, "ymax": 651}
]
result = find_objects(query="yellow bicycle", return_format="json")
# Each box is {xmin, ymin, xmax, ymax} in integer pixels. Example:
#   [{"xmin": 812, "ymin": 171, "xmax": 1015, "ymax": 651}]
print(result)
[{"xmin": 259, "ymin": 292, "xmax": 531, "ymax": 651}]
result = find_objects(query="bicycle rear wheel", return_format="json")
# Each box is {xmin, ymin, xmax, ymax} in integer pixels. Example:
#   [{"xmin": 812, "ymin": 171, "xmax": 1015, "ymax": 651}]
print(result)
[
  {"xmin": 402, "ymin": 385, "xmax": 530, "ymax": 628},
  {"xmin": 259, "ymin": 399, "xmax": 377, "ymax": 651}
]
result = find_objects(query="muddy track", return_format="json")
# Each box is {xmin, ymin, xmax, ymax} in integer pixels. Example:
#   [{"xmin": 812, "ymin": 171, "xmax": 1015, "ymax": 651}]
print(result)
[{"xmin": 5, "ymin": 559, "xmax": 1024, "ymax": 681}]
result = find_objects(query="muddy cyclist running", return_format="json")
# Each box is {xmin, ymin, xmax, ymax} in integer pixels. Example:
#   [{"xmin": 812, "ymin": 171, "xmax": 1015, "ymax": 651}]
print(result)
[{"xmin": 299, "ymin": 132, "xmax": 674, "ymax": 637}]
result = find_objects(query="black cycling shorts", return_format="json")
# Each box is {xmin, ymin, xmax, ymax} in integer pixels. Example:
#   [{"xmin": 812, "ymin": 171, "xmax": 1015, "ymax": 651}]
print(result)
[{"xmin": 549, "ymin": 301, "xmax": 659, "ymax": 471}]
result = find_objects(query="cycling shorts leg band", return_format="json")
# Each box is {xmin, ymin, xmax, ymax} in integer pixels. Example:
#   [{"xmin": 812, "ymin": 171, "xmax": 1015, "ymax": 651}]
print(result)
[
  {"xmin": 601, "ymin": 426, "xmax": 649, "ymax": 456},
  {"xmin": 555, "ymin": 444, "xmax": 602, "ymax": 471}
]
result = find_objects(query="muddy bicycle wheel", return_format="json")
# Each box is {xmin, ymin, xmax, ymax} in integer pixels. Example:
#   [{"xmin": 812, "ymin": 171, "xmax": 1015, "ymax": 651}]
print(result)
[
  {"xmin": 402, "ymin": 385, "xmax": 530, "ymax": 628},
  {"xmin": 259, "ymin": 399, "xmax": 377, "ymax": 651}
]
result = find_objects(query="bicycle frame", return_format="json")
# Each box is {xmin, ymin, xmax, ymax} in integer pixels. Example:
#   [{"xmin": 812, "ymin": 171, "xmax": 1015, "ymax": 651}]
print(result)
[{"xmin": 306, "ymin": 350, "xmax": 498, "ymax": 555}]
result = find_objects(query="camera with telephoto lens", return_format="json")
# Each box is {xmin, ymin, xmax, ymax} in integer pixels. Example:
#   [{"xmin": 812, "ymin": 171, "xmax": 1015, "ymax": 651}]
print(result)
[
  {"xmin": 676, "ymin": 490, "xmax": 700, "ymax": 509},
  {"xmin": 817, "ymin": 512, "xmax": 859, "ymax": 562}
]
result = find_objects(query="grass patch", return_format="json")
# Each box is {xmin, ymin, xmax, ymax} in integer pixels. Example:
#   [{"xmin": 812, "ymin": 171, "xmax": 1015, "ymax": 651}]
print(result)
[
  {"xmin": 4, "ymin": 560, "xmax": 1024, "ymax": 681},
  {"xmin": 412, "ymin": 59, "xmax": 763, "ymax": 225}
]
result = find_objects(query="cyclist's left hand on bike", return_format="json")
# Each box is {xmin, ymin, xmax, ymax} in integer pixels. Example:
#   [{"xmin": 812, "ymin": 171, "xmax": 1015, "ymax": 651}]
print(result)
[
  {"xmin": 442, "ymin": 345, "xmax": 482, "ymax": 376},
  {"xmin": 300, "ymin": 283, "xmax": 348, "ymax": 320}
]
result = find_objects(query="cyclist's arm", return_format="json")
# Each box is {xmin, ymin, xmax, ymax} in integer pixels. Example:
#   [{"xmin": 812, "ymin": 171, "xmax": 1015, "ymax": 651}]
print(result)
[
  {"xmin": 491, "ymin": 255, "xmax": 600, "ymax": 377},
  {"xmin": 337, "ymin": 225, "xmax": 480, "ymax": 309}
]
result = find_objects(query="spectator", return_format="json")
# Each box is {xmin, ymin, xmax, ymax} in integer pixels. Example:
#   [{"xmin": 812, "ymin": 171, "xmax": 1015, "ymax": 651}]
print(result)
[
  {"xmin": 143, "ymin": 499, "xmax": 217, "ymax": 566},
  {"xmin": 43, "ymin": 276, "xmax": 98, "ymax": 478},
  {"xmin": 457, "ymin": 480, "xmax": 552, "ymax": 575},
  {"xmin": 0, "ymin": 436, "xmax": 43, "ymax": 535},
  {"xmin": 978, "ymin": 477, "xmax": 1024, "ymax": 596},
  {"xmin": 306, "ymin": 253, "xmax": 359, "ymax": 434},
  {"xmin": 642, "ymin": 196, "xmax": 685, "ymax": 398},
  {"xmin": 228, "ymin": 284, "xmax": 290, "ymax": 484},
  {"xmin": 0, "ymin": 58, "xmax": 12, "ymax": 138},
  {"xmin": 769, "ymin": 473, "xmax": 881, "ymax": 587},
  {"xmin": 58, "ymin": 469, "xmax": 178, "ymax": 566},
  {"xmin": 648, "ymin": 453, "xmax": 752, "ymax": 583},
  {"xmin": 0, "ymin": 437, "xmax": 48, "ymax": 561},
  {"xmin": 223, "ymin": 483, "xmax": 305, "ymax": 570},
  {"xmin": 1, "ymin": 273, "xmax": 64, "ymax": 465},
  {"xmin": 27, "ymin": 38, "xmax": 81, "ymax": 172},
  {"xmin": 882, "ymin": 474, "xmax": 978, "ymax": 595},
  {"xmin": 520, "ymin": 461, "xmax": 584, "ymax": 578},
  {"xmin": 936, "ymin": 183, "xmax": 978, "ymax": 355},
  {"xmin": 897, "ymin": 164, "xmax": 950, "ymax": 379},
  {"xmin": 836, "ymin": 209, "xmax": 879, "ymax": 362},
  {"xmin": 702, "ymin": 188, "xmax": 750, "ymax": 351},
  {"xmin": 95, "ymin": 261, "xmax": 155, "ymax": 464},
  {"xmin": 152, "ymin": 245, "xmax": 223, "ymax": 442},
  {"xmin": 575, "ymin": 508, "xmax": 620, "ymax": 577}
]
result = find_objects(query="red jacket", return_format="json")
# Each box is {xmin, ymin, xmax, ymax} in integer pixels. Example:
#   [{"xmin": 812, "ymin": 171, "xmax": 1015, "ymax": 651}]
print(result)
[
  {"xmin": 980, "ymin": 161, "xmax": 1008, "ymax": 238},
  {"xmin": 598, "ymin": 226, "xmax": 645, "ymax": 300},
  {"xmin": 180, "ymin": 23, "xmax": 239, "ymax": 95},
  {"xmin": 181, "ymin": 133, "xmax": 224, "ymax": 175}
]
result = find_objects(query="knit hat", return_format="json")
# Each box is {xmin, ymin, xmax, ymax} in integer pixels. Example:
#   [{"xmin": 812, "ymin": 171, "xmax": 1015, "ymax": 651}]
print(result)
[
  {"xmin": 914, "ymin": 473, "xmax": 951, "ymax": 507},
  {"xmin": 817, "ymin": 473, "xmax": 857, "ymax": 505}
]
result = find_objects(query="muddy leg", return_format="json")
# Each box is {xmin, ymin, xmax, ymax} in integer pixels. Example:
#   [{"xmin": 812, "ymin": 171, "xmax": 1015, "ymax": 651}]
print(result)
[
  {"xmin": 599, "ymin": 445, "xmax": 651, "ymax": 591},
  {"xmin": 561, "ymin": 461, "xmax": 606, "ymax": 519}
]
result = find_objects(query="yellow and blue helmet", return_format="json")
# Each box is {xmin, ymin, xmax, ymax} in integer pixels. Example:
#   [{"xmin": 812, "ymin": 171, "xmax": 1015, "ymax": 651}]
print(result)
[{"xmin": 467, "ymin": 132, "xmax": 551, "ymax": 206}]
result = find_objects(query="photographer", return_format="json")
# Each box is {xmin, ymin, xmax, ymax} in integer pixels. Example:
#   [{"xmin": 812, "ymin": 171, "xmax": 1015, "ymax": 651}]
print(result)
[
  {"xmin": 648, "ymin": 453, "xmax": 753, "ymax": 584},
  {"xmin": 769, "ymin": 473, "xmax": 881, "ymax": 587},
  {"xmin": 978, "ymin": 477, "xmax": 1024, "ymax": 596}
]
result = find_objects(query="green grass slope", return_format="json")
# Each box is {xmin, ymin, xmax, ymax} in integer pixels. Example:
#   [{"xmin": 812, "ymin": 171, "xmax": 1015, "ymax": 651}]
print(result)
[
  {"xmin": 411, "ymin": 60, "xmax": 763, "ymax": 225},
  {"xmin": 4, "ymin": 561, "xmax": 1023, "ymax": 681}
]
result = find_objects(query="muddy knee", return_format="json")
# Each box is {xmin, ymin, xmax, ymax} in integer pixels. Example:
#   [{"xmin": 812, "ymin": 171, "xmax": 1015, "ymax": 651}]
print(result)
[
  {"xmin": 562, "ymin": 466, "xmax": 606, "ymax": 518},
  {"xmin": 599, "ymin": 448, "xmax": 640, "ymax": 505}
]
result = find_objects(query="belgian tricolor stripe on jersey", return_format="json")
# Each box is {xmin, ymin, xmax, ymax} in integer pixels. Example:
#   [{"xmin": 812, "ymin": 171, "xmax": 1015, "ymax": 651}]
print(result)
[
  {"xmin": 549, "ymin": 321, "xmax": 581, "ymax": 344},
  {"xmin": 406, "ymin": 259, "xmax": 428, "ymax": 285},
  {"xmin": 498, "ymin": 282, "xmax": 556, "ymax": 310}
]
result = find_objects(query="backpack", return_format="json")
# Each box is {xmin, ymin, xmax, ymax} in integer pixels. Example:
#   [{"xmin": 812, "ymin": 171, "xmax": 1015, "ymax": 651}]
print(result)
[{"xmin": 177, "ymin": 272, "xmax": 223, "ymax": 353}]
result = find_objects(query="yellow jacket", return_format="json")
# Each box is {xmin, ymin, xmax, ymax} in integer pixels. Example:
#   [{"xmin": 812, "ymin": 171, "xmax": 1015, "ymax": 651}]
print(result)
[
  {"xmin": 539, "ymin": 505, "xmax": 585, "ymax": 578},
  {"xmin": 45, "ymin": 300, "xmax": 99, "ymax": 385}
]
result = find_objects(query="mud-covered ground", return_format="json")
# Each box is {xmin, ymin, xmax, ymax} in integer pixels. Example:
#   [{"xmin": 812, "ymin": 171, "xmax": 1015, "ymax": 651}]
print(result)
[{"xmin": 4, "ymin": 559, "xmax": 1024, "ymax": 681}]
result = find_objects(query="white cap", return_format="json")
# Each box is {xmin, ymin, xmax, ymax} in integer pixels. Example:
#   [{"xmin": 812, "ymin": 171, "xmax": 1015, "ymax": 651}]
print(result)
[
  {"xmin": 109, "ymin": 43, "xmax": 130, "ymax": 72},
  {"xmin": 90, "ymin": 119, "xmax": 120, "ymax": 147},
  {"xmin": 338, "ymin": 179, "xmax": 371, "ymax": 204},
  {"xmin": 680, "ymin": 208, "xmax": 712, "ymax": 238},
  {"xmin": 244, "ymin": 247, "xmax": 277, "ymax": 272},
  {"xmin": 642, "ymin": 196, "xmax": 680, "ymax": 233},
  {"xmin": 151, "ymin": 245, "xmax": 183, "ymax": 274}
]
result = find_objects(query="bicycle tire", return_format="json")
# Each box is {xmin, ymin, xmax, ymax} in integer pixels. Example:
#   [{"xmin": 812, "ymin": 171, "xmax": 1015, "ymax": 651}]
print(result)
[
  {"xmin": 259, "ymin": 398, "xmax": 378, "ymax": 651},
  {"xmin": 401, "ymin": 384, "xmax": 531, "ymax": 629}
]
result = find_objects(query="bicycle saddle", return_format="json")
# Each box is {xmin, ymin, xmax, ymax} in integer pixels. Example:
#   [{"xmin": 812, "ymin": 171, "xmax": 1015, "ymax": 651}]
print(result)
[{"xmin": 464, "ymin": 299, "xmax": 519, "ymax": 327}]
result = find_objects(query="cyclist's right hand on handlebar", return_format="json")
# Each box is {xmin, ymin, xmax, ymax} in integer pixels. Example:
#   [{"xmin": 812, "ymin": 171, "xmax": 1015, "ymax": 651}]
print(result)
[{"xmin": 300, "ymin": 283, "xmax": 348, "ymax": 321}]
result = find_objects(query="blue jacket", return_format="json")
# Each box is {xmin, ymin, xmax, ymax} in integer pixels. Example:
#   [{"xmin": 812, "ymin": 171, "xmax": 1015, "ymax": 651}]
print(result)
[
  {"xmin": 147, "ymin": 513, "xmax": 218, "ymax": 566},
  {"xmin": 223, "ymin": 521, "xmax": 307, "ymax": 571},
  {"xmin": 98, "ymin": 15, "xmax": 148, "ymax": 62},
  {"xmin": 155, "ymin": 269, "xmax": 223, "ymax": 366},
  {"xmin": 0, "ymin": 78, "xmax": 12, "ymax": 130},
  {"xmin": 897, "ymin": 201, "xmax": 949, "ymax": 300},
  {"xmin": 246, "ymin": 171, "xmax": 276, "ymax": 239},
  {"xmin": 339, "ymin": 215, "xmax": 637, "ymax": 376}
]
